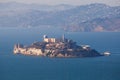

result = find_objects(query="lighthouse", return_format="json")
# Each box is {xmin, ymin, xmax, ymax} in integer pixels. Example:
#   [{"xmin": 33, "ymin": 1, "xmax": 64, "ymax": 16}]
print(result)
[{"xmin": 62, "ymin": 34, "xmax": 65, "ymax": 42}]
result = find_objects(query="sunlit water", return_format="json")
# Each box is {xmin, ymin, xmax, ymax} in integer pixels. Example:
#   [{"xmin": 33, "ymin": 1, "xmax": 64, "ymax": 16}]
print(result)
[{"xmin": 0, "ymin": 27, "xmax": 120, "ymax": 80}]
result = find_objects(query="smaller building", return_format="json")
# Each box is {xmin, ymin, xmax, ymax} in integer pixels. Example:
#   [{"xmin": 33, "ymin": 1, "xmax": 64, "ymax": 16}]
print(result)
[
  {"xmin": 43, "ymin": 35, "xmax": 56, "ymax": 43},
  {"xmin": 81, "ymin": 45, "xmax": 90, "ymax": 50},
  {"xmin": 44, "ymin": 38, "xmax": 56, "ymax": 43}
]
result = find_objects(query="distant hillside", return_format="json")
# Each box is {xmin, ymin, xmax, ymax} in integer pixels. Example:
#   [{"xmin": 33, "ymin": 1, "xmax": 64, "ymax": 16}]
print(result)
[
  {"xmin": 0, "ymin": 2, "xmax": 75, "ymax": 11},
  {"xmin": 63, "ymin": 17, "xmax": 120, "ymax": 32},
  {"xmin": 61, "ymin": 4, "xmax": 120, "ymax": 32},
  {"xmin": 0, "ymin": 2, "xmax": 120, "ymax": 32}
]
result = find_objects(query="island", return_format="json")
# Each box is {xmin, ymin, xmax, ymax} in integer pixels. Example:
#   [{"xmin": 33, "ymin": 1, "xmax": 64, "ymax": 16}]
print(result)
[{"xmin": 13, "ymin": 35, "xmax": 102, "ymax": 57}]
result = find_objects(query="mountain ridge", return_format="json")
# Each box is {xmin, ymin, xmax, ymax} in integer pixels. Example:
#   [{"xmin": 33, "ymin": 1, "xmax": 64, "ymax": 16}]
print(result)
[{"xmin": 0, "ymin": 2, "xmax": 120, "ymax": 32}]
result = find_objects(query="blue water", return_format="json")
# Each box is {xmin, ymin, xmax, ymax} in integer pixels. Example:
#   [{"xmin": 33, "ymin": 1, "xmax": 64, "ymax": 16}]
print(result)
[{"xmin": 0, "ymin": 27, "xmax": 120, "ymax": 80}]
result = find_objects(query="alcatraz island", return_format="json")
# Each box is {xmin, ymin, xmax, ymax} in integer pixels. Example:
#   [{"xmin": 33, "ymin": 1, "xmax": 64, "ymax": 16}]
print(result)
[{"xmin": 13, "ymin": 35, "xmax": 103, "ymax": 57}]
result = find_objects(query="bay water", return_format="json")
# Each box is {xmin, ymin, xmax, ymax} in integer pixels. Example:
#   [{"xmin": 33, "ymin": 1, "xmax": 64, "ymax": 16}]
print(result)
[{"xmin": 0, "ymin": 27, "xmax": 120, "ymax": 80}]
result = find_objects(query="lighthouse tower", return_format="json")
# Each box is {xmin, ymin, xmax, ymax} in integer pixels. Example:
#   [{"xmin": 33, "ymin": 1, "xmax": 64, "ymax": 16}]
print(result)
[{"xmin": 62, "ymin": 34, "xmax": 65, "ymax": 42}]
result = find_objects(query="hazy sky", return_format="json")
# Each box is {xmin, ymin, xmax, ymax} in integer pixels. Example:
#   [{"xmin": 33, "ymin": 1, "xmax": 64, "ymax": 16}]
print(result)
[{"xmin": 0, "ymin": 0, "xmax": 120, "ymax": 6}]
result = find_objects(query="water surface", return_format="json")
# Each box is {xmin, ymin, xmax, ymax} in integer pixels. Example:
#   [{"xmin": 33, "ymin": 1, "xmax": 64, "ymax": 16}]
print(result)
[{"xmin": 0, "ymin": 27, "xmax": 120, "ymax": 80}]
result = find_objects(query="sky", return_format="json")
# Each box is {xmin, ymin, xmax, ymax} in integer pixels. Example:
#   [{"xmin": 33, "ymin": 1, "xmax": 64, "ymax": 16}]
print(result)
[{"xmin": 0, "ymin": 0, "xmax": 120, "ymax": 6}]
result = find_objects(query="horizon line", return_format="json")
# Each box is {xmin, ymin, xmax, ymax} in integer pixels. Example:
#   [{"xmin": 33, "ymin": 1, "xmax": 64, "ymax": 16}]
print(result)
[{"xmin": 0, "ymin": 1, "xmax": 119, "ymax": 7}]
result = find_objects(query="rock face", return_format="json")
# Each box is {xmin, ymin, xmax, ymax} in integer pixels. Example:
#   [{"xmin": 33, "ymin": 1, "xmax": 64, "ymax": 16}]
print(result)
[
  {"xmin": 14, "ymin": 44, "xmax": 43, "ymax": 56},
  {"xmin": 13, "ymin": 35, "xmax": 102, "ymax": 57}
]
